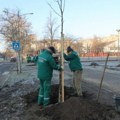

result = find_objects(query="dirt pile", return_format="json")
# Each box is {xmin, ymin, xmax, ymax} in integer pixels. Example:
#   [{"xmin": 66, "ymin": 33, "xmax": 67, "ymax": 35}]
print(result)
[
  {"xmin": 23, "ymin": 85, "xmax": 120, "ymax": 120},
  {"xmin": 0, "ymin": 82, "xmax": 120, "ymax": 120},
  {"xmin": 44, "ymin": 97, "xmax": 119, "ymax": 120},
  {"xmin": 23, "ymin": 95, "xmax": 120, "ymax": 120}
]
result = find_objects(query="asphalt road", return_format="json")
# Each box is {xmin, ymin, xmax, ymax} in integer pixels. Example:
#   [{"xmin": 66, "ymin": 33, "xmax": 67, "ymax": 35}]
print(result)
[
  {"xmin": 53, "ymin": 63, "xmax": 120, "ymax": 93},
  {"xmin": 0, "ymin": 61, "xmax": 120, "ymax": 94},
  {"xmin": 83, "ymin": 66, "xmax": 120, "ymax": 92},
  {"xmin": 0, "ymin": 62, "xmax": 15, "ymax": 75}
]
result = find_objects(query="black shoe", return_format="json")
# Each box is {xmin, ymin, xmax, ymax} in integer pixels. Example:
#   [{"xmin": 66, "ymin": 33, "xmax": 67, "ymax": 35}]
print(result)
[
  {"xmin": 39, "ymin": 105, "xmax": 43, "ymax": 111},
  {"xmin": 38, "ymin": 103, "xmax": 43, "ymax": 106}
]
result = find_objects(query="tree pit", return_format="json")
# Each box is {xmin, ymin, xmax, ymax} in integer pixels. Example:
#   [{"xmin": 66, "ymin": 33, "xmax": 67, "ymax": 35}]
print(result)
[{"xmin": 23, "ymin": 84, "xmax": 120, "ymax": 120}]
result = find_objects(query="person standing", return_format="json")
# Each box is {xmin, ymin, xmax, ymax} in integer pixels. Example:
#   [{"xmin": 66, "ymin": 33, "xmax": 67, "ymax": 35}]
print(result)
[
  {"xmin": 26, "ymin": 54, "xmax": 31, "ymax": 63},
  {"xmin": 64, "ymin": 46, "xmax": 83, "ymax": 96},
  {"xmin": 37, "ymin": 46, "xmax": 61, "ymax": 107}
]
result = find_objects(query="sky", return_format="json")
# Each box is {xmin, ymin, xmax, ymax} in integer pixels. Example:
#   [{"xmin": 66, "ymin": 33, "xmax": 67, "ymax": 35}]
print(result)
[{"xmin": 0, "ymin": 0, "xmax": 120, "ymax": 51}]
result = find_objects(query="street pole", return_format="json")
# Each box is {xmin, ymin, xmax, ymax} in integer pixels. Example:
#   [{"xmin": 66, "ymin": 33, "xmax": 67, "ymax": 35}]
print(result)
[
  {"xmin": 17, "ymin": 12, "xmax": 33, "ymax": 73},
  {"xmin": 17, "ymin": 11, "xmax": 21, "ymax": 73},
  {"xmin": 116, "ymin": 29, "xmax": 120, "ymax": 64},
  {"xmin": 3, "ymin": 10, "xmax": 33, "ymax": 73}
]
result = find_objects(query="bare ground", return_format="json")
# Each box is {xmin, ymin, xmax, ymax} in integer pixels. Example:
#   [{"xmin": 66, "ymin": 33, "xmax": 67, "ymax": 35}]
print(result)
[{"xmin": 0, "ymin": 78, "xmax": 120, "ymax": 120}]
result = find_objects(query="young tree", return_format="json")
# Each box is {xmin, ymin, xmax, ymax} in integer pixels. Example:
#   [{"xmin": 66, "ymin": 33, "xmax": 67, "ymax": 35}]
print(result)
[{"xmin": 47, "ymin": 0, "xmax": 65, "ymax": 102}]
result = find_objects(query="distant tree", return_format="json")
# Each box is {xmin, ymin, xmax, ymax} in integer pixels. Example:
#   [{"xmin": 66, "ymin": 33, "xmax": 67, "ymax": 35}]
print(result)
[
  {"xmin": 0, "ymin": 8, "xmax": 33, "ymax": 56},
  {"xmin": 22, "ymin": 34, "xmax": 38, "ymax": 56},
  {"xmin": 45, "ymin": 12, "xmax": 59, "ymax": 46},
  {"xmin": 4, "ymin": 48, "xmax": 14, "ymax": 58},
  {"xmin": 91, "ymin": 36, "xmax": 105, "ymax": 54},
  {"xmin": 63, "ymin": 36, "xmax": 84, "ymax": 55},
  {"xmin": 73, "ymin": 41, "xmax": 84, "ymax": 55}
]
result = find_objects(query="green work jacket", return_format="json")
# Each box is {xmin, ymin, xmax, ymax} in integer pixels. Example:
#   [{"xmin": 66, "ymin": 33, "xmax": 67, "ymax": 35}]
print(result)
[
  {"xmin": 64, "ymin": 51, "xmax": 83, "ymax": 71},
  {"xmin": 33, "ymin": 56, "xmax": 38, "ymax": 63},
  {"xmin": 27, "ymin": 56, "xmax": 31, "ymax": 61},
  {"xmin": 37, "ymin": 50, "xmax": 60, "ymax": 79}
]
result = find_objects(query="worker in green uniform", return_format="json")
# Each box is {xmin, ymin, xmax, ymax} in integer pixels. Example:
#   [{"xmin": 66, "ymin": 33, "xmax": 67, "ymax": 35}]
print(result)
[
  {"xmin": 26, "ymin": 54, "xmax": 31, "ymax": 63},
  {"xmin": 33, "ymin": 55, "xmax": 38, "ymax": 64},
  {"xmin": 37, "ymin": 46, "xmax": 61, "ymax": 107},
  {"xmin": 64, "ymin": 46, "xmax": 83, "ymax": 96}
]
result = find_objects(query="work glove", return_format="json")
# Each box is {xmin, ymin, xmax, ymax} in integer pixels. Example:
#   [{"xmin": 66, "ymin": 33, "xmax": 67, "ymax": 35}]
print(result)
[
  {"xmin": 57, "ymin": 65, "xmax": 64, "ymax": 71},
  {"xmin": 53, "ymin": 52, "xmax": 60, "ymax": 57},
  {"xmin": 60, "ymin": 66, "xmax": 64, "ymax": 71}
]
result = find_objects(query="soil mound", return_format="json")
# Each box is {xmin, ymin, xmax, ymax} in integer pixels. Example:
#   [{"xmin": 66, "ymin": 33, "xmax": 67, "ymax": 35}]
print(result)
[
  {"xmin": 43, "ymin": 97, "xmax": 119, "ymax": 120},
  {"xmin": 89, "ymin": 62, "xmax": 99, "ymax": 66},
  {"xmin": 117, "ymin": 64, "xmax": 120, "ymax": 67},
  {"xmin": 23, "ymin": 84, "xmax": 120, "ymax": 120}
]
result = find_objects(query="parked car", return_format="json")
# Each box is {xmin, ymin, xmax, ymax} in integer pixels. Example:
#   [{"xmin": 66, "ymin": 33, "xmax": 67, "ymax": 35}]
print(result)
[{"xmin": 10, "ymin": 57, "xmax": 17, "ymax": 62}]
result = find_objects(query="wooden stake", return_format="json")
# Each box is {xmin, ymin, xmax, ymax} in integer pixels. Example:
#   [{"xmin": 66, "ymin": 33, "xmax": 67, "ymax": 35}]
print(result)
[{"xmin": 96, "ymin": 53, "xmax": 109, "ymax": 102}]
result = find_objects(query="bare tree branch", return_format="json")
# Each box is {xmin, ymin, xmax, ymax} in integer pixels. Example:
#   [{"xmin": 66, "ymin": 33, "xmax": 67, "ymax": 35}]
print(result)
[
  {"xmin": 44, "ymin": 12, "xmax": 60, "ymax": 45},
  {"xmin": 0, "ymin": 8, "xmax": 33, "ymax": 54},
  {"xmin": 47, "ymin": 1, "xmax": 61, "ymax": 17}
]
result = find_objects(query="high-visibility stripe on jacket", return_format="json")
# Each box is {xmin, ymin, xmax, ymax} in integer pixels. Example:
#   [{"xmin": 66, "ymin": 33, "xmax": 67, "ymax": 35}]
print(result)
[{"xmin": 37, "ymin": 50, "xmax": 60, "ymax": 79}]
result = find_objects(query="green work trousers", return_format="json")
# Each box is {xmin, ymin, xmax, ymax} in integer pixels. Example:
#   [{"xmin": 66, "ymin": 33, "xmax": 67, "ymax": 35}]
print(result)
[{"xmin": 38, "ymin": 77, "xmax": 51, "ymax": 106}]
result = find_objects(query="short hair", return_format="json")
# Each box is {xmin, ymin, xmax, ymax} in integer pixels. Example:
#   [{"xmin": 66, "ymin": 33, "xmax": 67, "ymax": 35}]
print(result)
[
  {"xmin": 67, "ymin": 46, "xmax": 73, "ymax": 53},
  {"xmin": 48, "ymin": 46, "xmax": 56, "ymax": 53}
]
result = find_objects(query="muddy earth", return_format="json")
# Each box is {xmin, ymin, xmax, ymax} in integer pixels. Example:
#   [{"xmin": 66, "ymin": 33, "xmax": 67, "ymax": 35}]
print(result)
[{"xmin": 0, "ymin": 78, "xmax": 120, "ymax": 120}]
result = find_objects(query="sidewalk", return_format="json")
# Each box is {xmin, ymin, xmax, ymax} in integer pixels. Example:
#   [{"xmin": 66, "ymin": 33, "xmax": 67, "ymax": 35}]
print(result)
[
  {"xmin": 3, "ymin": 62, "xmax": 120, "ymax": 90},
  {"xmin": 2, "ymin": 63, "xmax": 38, "ymax": 88}
]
